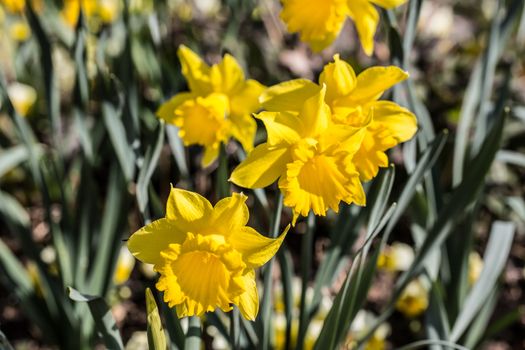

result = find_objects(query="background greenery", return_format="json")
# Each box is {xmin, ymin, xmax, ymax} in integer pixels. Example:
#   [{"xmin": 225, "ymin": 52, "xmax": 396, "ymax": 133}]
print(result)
[{"xmin": 0, "ymin": 0, "xmax": 524, "ymax": 349}]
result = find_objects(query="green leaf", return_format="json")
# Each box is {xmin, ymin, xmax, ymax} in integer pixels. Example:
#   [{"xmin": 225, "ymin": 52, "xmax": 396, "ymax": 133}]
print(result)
[
  {"xmin": 184, "ymin": 316, "xmax": 201, "ymax": 350},
  {"xmin": 449, "ymin": 221, "xmax": 515, "ymax": 342},
  {"xmin": 146, "ymin": 288, "xmax": 167, "ymax": 350},
  {"xmin": 102, "ymin": 102, "xmax": 135, "ymax": 182},
  {"xmin": 0, "ymin": 145, "xmax": 41, "ymax": 179},
  {"xmin": 137, "ymin": 122, "xmax": 165, "ymax": 220},
  {"xmin": 68, "ymin": 287, "xmax": 124, "ymax": 350}
]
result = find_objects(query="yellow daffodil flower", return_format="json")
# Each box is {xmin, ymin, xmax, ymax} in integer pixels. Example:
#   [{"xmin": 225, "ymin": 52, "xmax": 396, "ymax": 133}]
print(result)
[
  {"xmin": 60, "ymin": 0, "xmax": 120, "ymax": 28},
  {"xmin": 468, "ymin": 251, "xmax": 483, "ymax": 286},
  {"xmin": 346, "ymin": 310, "xmax": 390, "ymax": 350},
  {"xmin": 231, "ymin": 86, "xmax": 366, "ymax": 223},
  {"xmin": 157, "ymin": 45, "xmax": 265, "ymax": 167},
  {"xmin": 113, "ymin": 246, "xmax": 136, "ymax": 285},
  {"xmin": 261, "ymin": 55, "xmax": 417, "ymax": 181},
  {"xmin": 377, "ymin": 242, "xmax": 414, "ymax": 272},
  {"xmin": 1, "ymin": 0, "xmax": 26, "ymax": 13},
  {"xmin": 280, "ymin": 0, "xmax": 409, "ymax": 55},
  {"xmin": 7, "ymin": 82, "xmax": 37, "ymax": 117},
  {"xmin": 395, "ymin": 278, "xmax": 429, "ymax": 318},
  {"xmin": 9, "ymin": 20, "xmax": 30, "ymax": 41},
  {"xmin": 127, "ymin": 188, "xmax": 288, "ymax": 320}
]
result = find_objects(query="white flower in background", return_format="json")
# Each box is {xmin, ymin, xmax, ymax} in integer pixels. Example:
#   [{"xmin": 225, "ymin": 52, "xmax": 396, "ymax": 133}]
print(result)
[
  {"xmin": 346, "ymin": 310, "xmax": 390, "ymax": 350},
  {"xmin": 395, "ymin": 278, "xmax": 429, "ymax": 318},
  {"xmin": 7, "ymin": 82, "xmax": 37, "ymax": 117},
  {"xmin": 377, "ymin": 242, "xmax": 415, "ymax": 272}
]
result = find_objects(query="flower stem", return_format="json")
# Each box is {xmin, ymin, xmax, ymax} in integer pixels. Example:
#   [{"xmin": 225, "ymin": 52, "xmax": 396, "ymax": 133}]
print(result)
[
  {"xmin": 259, "ymin": 193, "xmax": 284, "ymax": 350},
  {"xmin": 216, "ymin": 143, "xmax": 229, "ymax": 199},
  {"xmin": 295, "ymin": 212, "xmax": 315, "ymax": 350},
  {"xmin": 184, "ymin": 316, "xmax": 201, "ymax": 350}
]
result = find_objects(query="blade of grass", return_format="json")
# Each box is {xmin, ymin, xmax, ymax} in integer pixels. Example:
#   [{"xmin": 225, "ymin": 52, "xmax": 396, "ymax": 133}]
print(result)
[
  {"xmin": 68, "ymin": 287, "xmax": 124, "ymax": 350},
  {"xmin": 146, "ymin": 288, "xmax": 167, "ymax": 350},
  {"xmin": 449, "ymin": 221, "xmax": 515, "ymax": 342}
]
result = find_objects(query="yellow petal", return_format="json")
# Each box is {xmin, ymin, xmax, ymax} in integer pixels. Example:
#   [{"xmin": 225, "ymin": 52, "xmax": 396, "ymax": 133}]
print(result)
[
  {"xmin": 166, "ymin": 187, "xmax": 214, "ymax": 228},
  {"xmin": 369, "ymin": 0, "xmax": 408, "ymax": 9},
  {"xmin": 210, "ymin": 54, "xmax": 246, "ymax": 94},
  {"xmin": 237, "ymin": 270, "xmax": 258, "ymax": 321},
  {"xmin": 349, "ymin": 66, "xmax": 409, "ymax": 103},
  {"xmin": 230, "ymin": 143, "xmax": 291, "ymax": 189},
  {"xmin": 320, "ymin": 125, "xmax": 366, "ymax": 155},
  {"xmin": 229, "ymin": 226, "xmax": 289, "ymax": 268},
  {"xmin": 256, "ymin": 111, "xmax": 302, "ymax": 146},
  {"xmin": 156, "ymin": 92, "xmax": 194, "ymax": 123},
  {"xmin": 319, "ymin": 54, "xmax": 357, "ymax": 103},
  {"xmin": 371, "ymin": 101, "xmax": 418, "ymax": 142},
  {"xmin": 260, "ymin": 79, "xmax": 320, "ymax": 112},
  {"xmin": 300, "ymin": 85, "xmax": 331, "ymax": 137},
  {"xmin": 347, "ymin": 0, "xmax": 379, "ymax": 56},
  {"xmin": 212, "ymin": 193, "xmax": 250, "ymax": 235},
  {"xmin": 127, "ymin": 218, "xmax": 184, "ymax": 265},
  {"xmin": 177, "ymin": 45, "xmax": 212, "ymax": 96},
  {"xmin": 280, "ymin": 0, "xmax": 349, "ymax": 52},
  {"xmin": 229, "ymin": 113, "xmax": 257, "ymax": 153},
  {"xmin": 230, "ymin": 79, "xmax": 266, "ymax": 117},
  {"xmin": 201, "ymin": 145, "xmax": 220, "ymax": 168}
]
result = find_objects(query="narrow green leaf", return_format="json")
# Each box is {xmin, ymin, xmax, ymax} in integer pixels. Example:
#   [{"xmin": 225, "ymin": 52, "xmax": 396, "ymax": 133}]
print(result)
[
  {"xmin": 449, "ymin": 221, "xmax": 515, "ymax": 342},
  {"xmin": 102, "ymin": 102, "xmax": 135, "ymax": 182},
  {"xmin": 137, "ymin": 122, "xmax": 165, "ymax": 220},
  {"xmin": 146, "ymin": 288, "xmax": 167, "ymax": 350},
  {"xmin": 0, "ymin": 145, "xmax": 41, "ymax": 179},
  {"xmin": 68, "ymin": 287, "xmax": 124, "ymax": 350}
]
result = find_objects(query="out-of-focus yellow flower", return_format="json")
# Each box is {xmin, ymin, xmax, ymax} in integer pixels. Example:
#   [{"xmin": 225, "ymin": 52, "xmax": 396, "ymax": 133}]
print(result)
[
  {"xmin": 261, "ymin": 55, "xmax": 417, "ymax": 181},
  {"xmin": 158, "ymin": 45, "xmax": 265, "ymax": 167},
  {"xmin": 61, "ymin": 0, "xmax": 120, "ymax": 28},
  {"xmin": 280, "ymin": 0, "xmax": 409, "ymax": 55},
  {"xmin": 1, "ymin": 0, "xmax": 25, "ymax": 13},
  {"xmin": 468, "ymin": 251, "xmax": 483, "ymax": 285},
  {"xmin": 113, "ymin": 246, "xmax": 136, "ymax": 285},
  {"xmin": 231, "ymin": 86, "xmax": 366, "ymax": 223},
  {"xmin": 26, "ymin": 261, "xmax": 44, "ymax": 298},
  {"xmin": 345, "ymin": 310, "xmax": 390, "ymax": 350},
  {"xmin": 7, "ymin": 82, "xmax": 37, "ymax": 116},
  {"xmin": 395, "ymin": 278, "xmax": 428, "ymax": 318},
  {"xmin": 377, "ymin": 242, "xmax": 414, "ymax": 272},
  {"xmin": 8, "ymin": 20, "xmax": 30, "ymax": 41},
  {"xmin": 127, "ymin": 188, "xmax": 288, "ymax": 320}
]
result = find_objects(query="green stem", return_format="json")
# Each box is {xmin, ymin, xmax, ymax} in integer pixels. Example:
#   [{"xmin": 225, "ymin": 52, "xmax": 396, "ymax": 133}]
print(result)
[
  {"xmin": 185, "ymin": 316, "xmax": 202, "ymax": 350},
  {"xmin": 216, "ymin": 143, "xmax": 230, "ymax": 199},
  {"xmin": 259, "ymin": 193, "xmax": 284, "ymax": 350},
  {"xmin": 295, "ymin": 212, "xmax": 315, "ymax": 350}
]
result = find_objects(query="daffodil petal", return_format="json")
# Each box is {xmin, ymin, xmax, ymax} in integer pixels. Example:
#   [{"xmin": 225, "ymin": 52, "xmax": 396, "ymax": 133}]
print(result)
[
  {"xmin": 280, "ymin": 0, "xmax": 349, "ymax": 52},
  {"xmin": 237, "ymin": 270, "xmax": 258, "ymax": 321},
  {"xmin": 166, "ymin": 187, "xmax": 214, "ymax": 226},
  {"xmin": 229, "ymin": 226, "xmax": 289, "ymax": 268},
  {"xmin": 177, "ymin": 45, "xmax": 212, "ymax": 95},
  {"xmin": 157, "ymin": 92, "xmax": 195, "ymax": 123},
  {"xmin": 319, "ymin": 54, "xmax": 357, "ymax": 103},
  {"xmin": 350, "ymin": 66, "xmax": 409, "ymax": 103},
  {"xmin": 201, "ymin": 145, "xmax": 220, "ymax": 168},
  {"xmin": 369, "ymin": 0, "xmax": 408, "ymax": 9},
  {"xmin": 256, "ymin": 111, "xmax": 303, "ymax": 146},
  {"xmin": 260, "ymin": 79, "xmax": 320, "ymax": 112},
  {"xmin": 229, "ymin": 113, "xmax": 256, "ymax": 152},
  {"xmin": 347, "ymin": 0, "xmax": 379, "ymax": 56},
  {"xmin": 230, "ymin": 79, "xmax": 266, "ymax": 117},
  {"xmin": 230, "ymin": 143, "xmax": 291, "ymax": 189},
  {"xmin": 300, "ymin": 85, "xmax": 331, "ymax": 137},
  {"xmin": 127, "ymin": 218, "xmax": 184, "ymax": 265},
  {"xmin": 212, "ymin": 193, "xmax": 250, "ymax": 234},
  {"xmin": 371, "ymin": 101, "xmax": 418, "ymax": 142},
  {"xmin": 210, "ymin": 54, "xmax": 246, "ymax": 94}
]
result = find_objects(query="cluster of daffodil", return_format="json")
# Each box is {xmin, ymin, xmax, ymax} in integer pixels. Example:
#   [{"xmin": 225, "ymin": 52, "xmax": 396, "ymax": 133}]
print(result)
[
  {"xmin": 127, "ymin": 42, "xmax": 417, "ymax": 322},
  {"xmin": 280, "ymin": 0, "xmax": 410, "ymax": 55}
]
